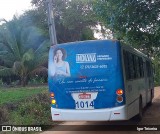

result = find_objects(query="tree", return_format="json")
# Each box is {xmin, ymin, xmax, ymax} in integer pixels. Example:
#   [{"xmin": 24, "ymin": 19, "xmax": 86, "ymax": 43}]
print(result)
[
  {"xmin": 152, "ymin": 56, "xmax": 160, "ymax": 86},
  {"xmin": 94, "ymin": 0, "xmax": 160, "ymax": 56},
  {"xmin": 0, "ymin": 18, "xmax": 49, "ymax": 86},
  {"xmin": 94, "ymin": 0, "xmax": 160, "ymax": 85},
  {"xmin": 26, "ymin": 0, "xmax": 98, "ymax": 43}
]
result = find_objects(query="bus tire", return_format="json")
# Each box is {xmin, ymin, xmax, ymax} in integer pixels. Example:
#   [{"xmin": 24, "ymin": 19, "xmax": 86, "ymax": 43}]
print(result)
[
  {"xmin": 148, "ymin": 90, "xmax": 153, "ymax": 106},
  {"xmin": 135, "ymin": 97, "xmax": 143, "ymax": 121}
]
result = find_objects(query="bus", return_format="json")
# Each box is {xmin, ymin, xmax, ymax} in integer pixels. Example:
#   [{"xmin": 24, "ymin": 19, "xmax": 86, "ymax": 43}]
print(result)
[{"xmin": 48, "ymin": 40, "xmax": 154, "ymax": 121}]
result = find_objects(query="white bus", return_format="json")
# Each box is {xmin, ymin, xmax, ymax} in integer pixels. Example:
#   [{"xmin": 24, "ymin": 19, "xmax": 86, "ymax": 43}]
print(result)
[{"xmin": 48, "ymin": 40, "xmax": 154, "ymax": 121}]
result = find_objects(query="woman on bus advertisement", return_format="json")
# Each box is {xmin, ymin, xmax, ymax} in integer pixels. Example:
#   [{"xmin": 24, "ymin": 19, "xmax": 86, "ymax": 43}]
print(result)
[{"xmin": 53, "ymin": 48, "xmax": 70, "ymax": 77}]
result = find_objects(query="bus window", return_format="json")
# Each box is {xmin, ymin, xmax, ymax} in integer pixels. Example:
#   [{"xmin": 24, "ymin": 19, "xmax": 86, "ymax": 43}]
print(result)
[
  {"xmin": 128, "ymin": 53, "xmax": 135, "ymax": 80},
  {"xmin": 123, "ymin": 51, "xmax": 144, "ymax": 80},
  {"xmin": 146, "ymin": 61, "xmax": 152, "ymax": 77},
  {"xmin": 136, "ymin": 56, "xmax": 141, "ymax": 78},
  {"xmin": 133, "ymin": 54, "xmax": 137, "ymax": 79},
  {"xmin": 139, "ymin": 57, "xmax": 144, "ymax": 78},
  {"xmin": 123, "ymin": 50, "xmax": 129, "ymax": 80}
]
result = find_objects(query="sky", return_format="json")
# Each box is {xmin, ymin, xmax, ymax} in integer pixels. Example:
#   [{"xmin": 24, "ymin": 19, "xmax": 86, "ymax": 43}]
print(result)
[
  {"xmin": 0, "ymin": 0, "xmax": 104, "ymax": 39},
  {"xmin": 0, "ymin": 0, "xmax": 32, "ymax": 21}
]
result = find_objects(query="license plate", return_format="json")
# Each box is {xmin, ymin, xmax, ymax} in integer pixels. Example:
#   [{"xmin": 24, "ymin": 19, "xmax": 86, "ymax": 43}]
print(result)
[
  {"xmin": 72, "ymin": 92, "xmax": 98, "ymax": 110},
  {"xmin": 75, "ymin": 100, "xmax": 94, "ymax": 109},
  {"xmin": 78, "ymin": 93, "xmax": 91, "ymax": 99}
]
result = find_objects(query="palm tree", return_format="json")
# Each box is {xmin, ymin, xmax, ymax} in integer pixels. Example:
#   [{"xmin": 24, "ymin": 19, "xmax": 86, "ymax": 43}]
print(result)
[{"xmin": 0, "ymin": 18, "xmax": 49, "ymax": 86}]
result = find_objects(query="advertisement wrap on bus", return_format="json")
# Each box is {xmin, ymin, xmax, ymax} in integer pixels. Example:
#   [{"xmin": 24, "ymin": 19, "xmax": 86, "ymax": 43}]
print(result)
[{"xmin": 48, "ymin": 40, "xmax": 127, "ymax": 121}]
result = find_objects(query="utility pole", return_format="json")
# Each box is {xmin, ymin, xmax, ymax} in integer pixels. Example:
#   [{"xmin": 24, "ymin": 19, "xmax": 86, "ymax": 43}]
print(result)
[{"xmin": 46, "ymin": 0, "xmax": 57, "ymax": 46}]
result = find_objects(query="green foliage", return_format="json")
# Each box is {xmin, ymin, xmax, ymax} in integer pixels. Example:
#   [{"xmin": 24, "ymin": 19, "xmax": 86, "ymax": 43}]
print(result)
[
  {"xmin": 0, "ymin": 106, "xmax": 9, "ymax": 124},
  {"xmin": 0, "ymin": 79, "xmax": 3, "ymax": 86},
  {"xmin": 29, "ymin": 0, "xmax": 98, "ymax": 43},
  {"xmin": 94, "ymin": 0, "xmax": 160, "ymax": 83},
  {"xmin": 0, "ymin": 86, "xmax": 47, "ymax": 105},
  {"xmin": 29, "ymin": 75, "xmax": 45, "ymax": 85},
  {"xmin": 9, "ymin": 93, "xmax": 52, "ymax": 125},
  {"xmin": 94, "ymin": 0, "xmax": 160, "ymax": 55},
  {"xmin": 0, "ymin": 18, "xmax": 49, "ymax": 86},
  {"xmin": 0, "ymin": 0, "xmax": 99, "ymax": 86},
  {"xmin": 152, "ymin": 57, "xmax": 160, "ymax": 86},
  {"xmin": 0, "ymin": 87, "xmax": 54, "ymax": 127},
  {"xmin": 81, "ymin": 28, "xmax": 96, "ymax": 40}
]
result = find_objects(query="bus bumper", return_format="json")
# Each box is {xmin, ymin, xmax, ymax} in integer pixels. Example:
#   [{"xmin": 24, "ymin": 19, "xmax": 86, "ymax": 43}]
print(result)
[{"xmin": 51, "ymin": 105, "xmax": 128, "ymax": 121}]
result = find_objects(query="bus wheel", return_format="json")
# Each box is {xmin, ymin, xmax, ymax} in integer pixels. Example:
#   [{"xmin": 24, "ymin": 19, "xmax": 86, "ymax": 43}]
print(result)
[
  {"xmin": 136, "ymin": 97, "xmax": 143, "ymax": 121},
  {"xmin": 148, "ymin": 90, "xmax": 153, "ymax": 106}
]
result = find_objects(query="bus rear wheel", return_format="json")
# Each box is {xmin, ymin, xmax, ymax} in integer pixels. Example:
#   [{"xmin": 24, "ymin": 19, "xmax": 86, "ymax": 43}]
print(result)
[{"xmin": 148, "ymin": 90, "xmax": 153, "ymax": 106}]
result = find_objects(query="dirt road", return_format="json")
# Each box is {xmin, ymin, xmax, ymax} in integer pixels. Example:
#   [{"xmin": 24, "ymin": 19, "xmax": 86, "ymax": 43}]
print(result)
[{"xmin": 41, "ymin": 87, "xmax": 160, "ymax": 134}]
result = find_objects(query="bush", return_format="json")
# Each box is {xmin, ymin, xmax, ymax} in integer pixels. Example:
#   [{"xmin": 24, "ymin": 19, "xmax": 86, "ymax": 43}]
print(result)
[
  {"xmin": 0, "ymin": 78, "xmax": 3, "ymax": 87},
  {"xmin": 29, "ymin": 76, "xmax": 45, "ymax": 85},
  {"xmin": 1, "ymin": 92, "xmax": 55, "ymax": 126},
  {"xmin": 0, "ymin": 107, "xmax": 9, "ymax": 124}
]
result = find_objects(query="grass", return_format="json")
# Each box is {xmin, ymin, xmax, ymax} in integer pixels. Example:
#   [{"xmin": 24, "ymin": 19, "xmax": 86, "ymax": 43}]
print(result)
[
  {"xmin": 0, "ymin": 86, "xmax": 48, "ymax": 106},
  {"xmin": 8, "ymin": 94, "xmax": 52, "ymax": 125},
  {"xmin": 0, "ymin": 85, "xmax": 55, "ymax": 127}
]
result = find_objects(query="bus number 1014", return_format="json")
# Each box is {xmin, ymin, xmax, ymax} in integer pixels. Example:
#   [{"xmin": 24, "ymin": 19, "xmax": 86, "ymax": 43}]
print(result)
[{"xmin": 75, "ymin": 101, "xmax": 94, "ymax": 109}]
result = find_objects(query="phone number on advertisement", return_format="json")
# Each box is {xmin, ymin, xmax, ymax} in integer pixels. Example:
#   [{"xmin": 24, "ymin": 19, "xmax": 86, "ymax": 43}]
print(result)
[{"xmin": 80, "ymin": 65, "xmax": 107, "ymax": 69}]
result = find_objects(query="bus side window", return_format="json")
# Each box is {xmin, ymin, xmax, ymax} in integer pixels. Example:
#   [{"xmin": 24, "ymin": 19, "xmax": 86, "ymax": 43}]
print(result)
[
  {"xmin": 132, "ymin": 54, "xmax": 137, "ymax": 78},
  {"xmin": 146, "ymin": 61, "xmax": 149, "ymax": 77},
  {"xmin": 123, "ymin": 51, "xmax": 144, "ymax": 80},
  {"xmin": 129, "ymin": 53, "xmax": 134, "ymax": 79},
  {"xmin": 139, "ymin": 57, "xmax": 144, "ymax": 78},
  {"xmin": 146, "ymin": 61, "xmax": 151, "ymax": 77},
  {"xmin": 123, "ymin": 50, "xmax": 130, "ymax": 80},
  {"xmin": 134, "ymin": 55, "xmax": 140, "ymax": 79},
  {"xmin": 137, "ymin": 56, "xmax": 141, "ymax": 78},
  {"xmin": 132, "ymin": 54, "xmax": 141, "ymax": 79}
]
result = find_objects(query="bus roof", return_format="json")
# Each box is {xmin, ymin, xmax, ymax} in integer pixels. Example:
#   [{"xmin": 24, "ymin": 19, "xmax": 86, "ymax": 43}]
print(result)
[
  {"xmin": 54, "ymin": 39, "xmax": 119, "ymax": 46},
  {"xmin": 120, "ymin": 42, "xmax": 150, "ymax": 60},
  {"xmin": 51, "ymin": 39, "xmax": 150, "ymax": 61}
]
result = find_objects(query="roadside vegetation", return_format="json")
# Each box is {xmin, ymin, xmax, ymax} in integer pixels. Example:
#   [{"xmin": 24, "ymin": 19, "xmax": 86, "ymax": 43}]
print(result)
[
  {"xmin": 0, "ymin": 86, "xmax": 47, "ymax": 105},
  {"xmin": 1, "ymin": 0, "xmax": 160, "ymax": 88},
  {"xmin": 0, "ymin": 0, "xmax": 160, "ymax": 130},
  {"xmin": 0, "ymin": 86, "xmax": 54, "ymax": 126},
  {"xmin": 94, "ymin": 0, "xmax": 160, "ymax": 86}
]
